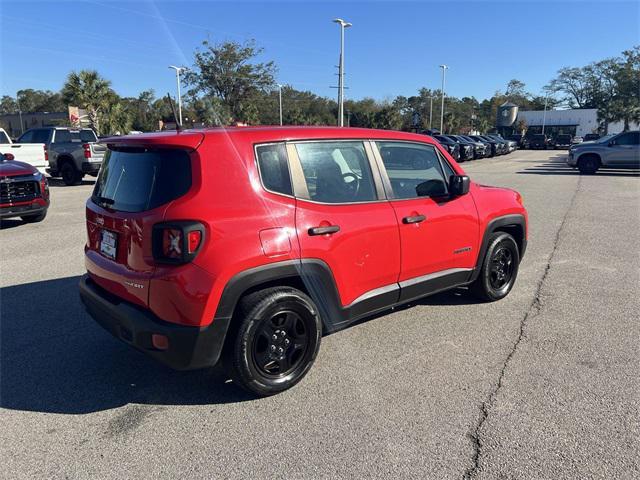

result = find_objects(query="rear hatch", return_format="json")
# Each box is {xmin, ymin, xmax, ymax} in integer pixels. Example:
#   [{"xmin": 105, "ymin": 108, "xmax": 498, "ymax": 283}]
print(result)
[{"xmin": 85, "ymin": 139, "xmax": 199, "ymax": 307}]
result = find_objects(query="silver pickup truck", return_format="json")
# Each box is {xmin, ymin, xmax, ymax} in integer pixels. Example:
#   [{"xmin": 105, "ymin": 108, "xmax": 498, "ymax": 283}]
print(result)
[
  {"xmin": 567, "ymin": 130, "xmax": 640, "ymax": 174},
  {"xmin": 17, "ymin": 127, "xmax": 106, "ymax": 185}
]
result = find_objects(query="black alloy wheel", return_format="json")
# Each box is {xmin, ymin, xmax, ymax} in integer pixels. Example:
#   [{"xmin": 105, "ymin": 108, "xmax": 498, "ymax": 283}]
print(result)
[
  {"xmin": 471, "ymin": 232, "xmax": 520, "ymax": 301},
  {"xmin": 225, "ymin": 286, "xmax": 322, "ymax": 396}
]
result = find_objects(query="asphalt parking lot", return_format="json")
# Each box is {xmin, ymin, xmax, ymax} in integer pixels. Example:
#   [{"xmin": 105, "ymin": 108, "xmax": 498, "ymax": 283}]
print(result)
[{"xmin": 1, "ymin": 150, "xmax": 638, "ymax": 479}]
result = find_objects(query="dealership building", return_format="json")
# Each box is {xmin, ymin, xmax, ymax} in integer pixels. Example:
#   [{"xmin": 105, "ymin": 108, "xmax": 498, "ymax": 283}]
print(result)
[{"xmin": 497, "ymin": 103, "xmax": 636, "ymax": 137}]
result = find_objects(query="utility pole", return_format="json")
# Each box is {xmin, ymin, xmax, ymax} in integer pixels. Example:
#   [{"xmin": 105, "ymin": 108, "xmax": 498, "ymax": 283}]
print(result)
[
  {"xmin": 168, "ymin": 65, "xmax": 187, "ymax": 126},
  {"xmin": 541, "ymin": 94, "xmax": 549, "ymax": 135},
  {"xmin": 277, "ymin": 84, "xmax": 283, "ymax": 126},
  {"xmin": 333, "ymin": 18, "xmax": 352, "ymax": 127},
  {"xmin": 439, "ymin": 65, "xmax": 449, "ymax": 133}
]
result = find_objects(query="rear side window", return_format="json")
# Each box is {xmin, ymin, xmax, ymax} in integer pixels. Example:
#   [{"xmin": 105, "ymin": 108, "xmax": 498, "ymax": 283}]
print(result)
[
  {"xmin": 32, "ymin": 129, "xmax": 50, "ymax": 143},
  {"xmin": 256, "ymin": 144, "xmax": 292, "ymax": 196},
  {"xmin": 92, "ymin": 148, "xmax": 191, "ymax": 212},
  {"xmin": 18, "ymin": 131, "xmax": 34, "ymax": 143},
  {"xmin": 0, "ymin": 131, "xmax": 9, "ymax": 143},
  {"xmin": 294, "ymin": 141, "xmax": 377, "ymax": 203},
  {"xmin": 80, "ymin": 130, "xmax": 98, "ymax": 142}
]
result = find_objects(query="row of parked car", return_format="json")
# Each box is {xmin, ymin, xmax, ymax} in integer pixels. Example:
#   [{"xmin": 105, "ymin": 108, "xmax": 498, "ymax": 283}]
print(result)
[
  {"xmin": 427, "ymin": 133, "xmax": 517, "ymax": 162},
  {"xmin": 506, "ymin": 133, "xmax": 602, "ymax": 150}
]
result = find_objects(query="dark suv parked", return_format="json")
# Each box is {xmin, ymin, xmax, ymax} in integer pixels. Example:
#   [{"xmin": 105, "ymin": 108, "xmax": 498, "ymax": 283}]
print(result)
[
  {"xmin": 529, "ymin": 134, "xmax": 553, "ymax": 150},
  {"xmin": 445, "ymin": 135, "xmax": 475, "ymax": 161},
  {"xmin": 432, "ymin": 134, "xmax": 461, "ymax": 161},
  {"xmin": 80, "ymin": 127, "xmax": 528, "ymax": 396}
]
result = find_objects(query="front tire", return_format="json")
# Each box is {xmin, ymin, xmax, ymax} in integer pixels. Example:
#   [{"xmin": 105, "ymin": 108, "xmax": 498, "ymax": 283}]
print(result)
[
  {"xmin": 577, "ymin": 155, "xmax": 600, "ymax": 175},
  {"xmin": 471, "ymin": 232, "xmax": 520, "ymax": 302},
  {"xmin": 225, "ymin": 287, "xmax": 322, "ymax": 396}
]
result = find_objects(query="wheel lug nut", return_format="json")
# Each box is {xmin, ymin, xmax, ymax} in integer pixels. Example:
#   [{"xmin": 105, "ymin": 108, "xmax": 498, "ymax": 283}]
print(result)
[
  {"xmin": 280, "ymin": 331, "xmax": 286, "ymax": 337},
  {"xmin": 270, "ymin": 345, "xmax": 276, "ymax": 352},
  {"xmin": 272, "ymin": 334, "xmax": 278, "ymax": 340},
  {"xmin": 278, "ymin": 347, "xmax": 284, "ymax": 354},
  {"xmin": 284, "ymin": 339, "xmax": 290, "ymax": 345}
]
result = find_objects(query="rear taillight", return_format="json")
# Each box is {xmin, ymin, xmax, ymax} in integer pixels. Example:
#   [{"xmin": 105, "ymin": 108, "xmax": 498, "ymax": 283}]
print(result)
[
  {"xmin": 153, "ymin": 221, "xmax": 205, "ymax": 264},
  {"xmin": 83, "ymin": 143, "xmax": 91, "ymax": 159},
  {"xmin": 40, "ymin": 176, "xmax": 49, "ymax": 200},
  {"xmin": 43, "ymin": 145, "xmax": 48, "ymax": 163}
]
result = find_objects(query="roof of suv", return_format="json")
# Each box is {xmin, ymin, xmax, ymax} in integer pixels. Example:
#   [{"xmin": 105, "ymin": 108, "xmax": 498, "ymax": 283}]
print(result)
[{"xmin": 103, "ymin": 126, "xmax": 440, "ymax": 150}]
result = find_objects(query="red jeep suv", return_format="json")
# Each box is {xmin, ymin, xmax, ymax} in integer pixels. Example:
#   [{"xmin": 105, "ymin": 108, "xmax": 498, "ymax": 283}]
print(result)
[
  {"xmin": 79, "ymin": 127, "xmax": 527, "ymax": 396},
  {"xmin": 0, "ymin": 152, "xmax": 49, "ymax": 223}
]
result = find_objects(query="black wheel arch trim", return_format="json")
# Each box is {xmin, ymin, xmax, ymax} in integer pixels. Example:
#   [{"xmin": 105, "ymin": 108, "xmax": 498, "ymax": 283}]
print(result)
[{"xmin": 469, "ymin": 214, "xmax": 527, "ymax": 283}]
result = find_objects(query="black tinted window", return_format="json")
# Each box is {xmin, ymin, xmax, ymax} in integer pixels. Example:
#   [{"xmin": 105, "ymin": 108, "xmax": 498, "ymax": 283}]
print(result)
[
  {"xmin": 295, "ymin": 141, "xmax": 376, "ymax": 203},
  {"xmin": 32, "ymin": 129, "xmax": 50, "ymax": 143},
  {"xmin": 93, "ymin": 148, "xmax": 191, "ymax": 212},
  {"xmin": 80, "ymin": 130, "xmax": 98, "ymax": 142},
  {"xmin": 54, "ymin": 130, "xmax": 71, "ymax": 143},
  {"xmin": 0, "ymin": 131, "xmax": 9, "ymax": 144},
  {"xmin": 615, "ymin": 132, "xmax": 639, "ymax": 145},
  {"xmin": 18, "ymin": 131, "xmax": 34, "ymax": 143},
  {"xmin": 377, "ymin": 142, "xmax": 448, "ymax": 199},
  {"xmin": 256, "ymin": 144, "xmax": 292, "ymax": 196}
]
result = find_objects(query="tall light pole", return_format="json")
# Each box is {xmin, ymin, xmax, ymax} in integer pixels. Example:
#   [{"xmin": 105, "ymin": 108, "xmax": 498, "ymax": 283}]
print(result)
[
  {"xmin": 439, "ymin": 65, "xmax": 449, "ymax": 133},
  {"xmin": 541, "ymin": 94, "xmax": 549, "ymax": 135},
  {"xmin": 277, "ymin": 84, "xmax": 283, "ymax": 126},
  {"xmin": 333, "ymin": 18, "xmax": 352, "ymax": 127},
  {"xmin": 168, "ymin": 65, "xmax": 187, "ymax": 126}
]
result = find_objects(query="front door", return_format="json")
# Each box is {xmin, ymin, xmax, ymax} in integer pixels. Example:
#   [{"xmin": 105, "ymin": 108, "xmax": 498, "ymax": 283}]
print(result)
[
  {"xmin": 373, "ymin": 140, "xmax": 480, "ymax": 303},
  {"xmin": 607, "ymin": 131, "xmax": 640, "ymax": 166},
  {"xmin": 291, "ymin": 140, "xmax": 401, "ymax": 326}
]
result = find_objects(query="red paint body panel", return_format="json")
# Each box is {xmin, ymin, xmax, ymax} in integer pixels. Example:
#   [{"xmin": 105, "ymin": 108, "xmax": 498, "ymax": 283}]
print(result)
[
  {"xmin": 83, "ymin": 126, "xmax": 527, "ymax": 329},
  {"xmin": 295, "ymin": 199, "xmax": 401, "ymax": 306}
]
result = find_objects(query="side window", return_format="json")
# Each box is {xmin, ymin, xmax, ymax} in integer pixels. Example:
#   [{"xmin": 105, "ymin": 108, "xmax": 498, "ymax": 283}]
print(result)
[
  {"xmin": 377, "ymin": 141, "xmax": 449, "ymax": 199},
  {"xmin": 437, "ymin": 150, "xmax": 456, "ymax": 179},
  {"xmin": 33, "ymin": 129, "xmax": 50, "ymax": 143},
  {"xmin": 18, "ymin": 131, "xmax": 34, "ymax": 143},
  {"xmin": 256, "ymin": 143, "xmax": 292, "ymax": 196},
  {"xmin": 53, "ymin": 130, "xmax": 71, "ymax": 143},
  {"xmin": 294, "ymin": 141, "xmax": 376, "ymax": 203},
  {"xmin": 615, "ymin": 132, "xmax": 639, "ymax": 146}
]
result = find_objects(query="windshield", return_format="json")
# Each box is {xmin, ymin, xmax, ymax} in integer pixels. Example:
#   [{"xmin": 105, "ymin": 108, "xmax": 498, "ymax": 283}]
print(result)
[{"xmin": 92, "ymin": 148, "xmax": 191, "ymax": 212}]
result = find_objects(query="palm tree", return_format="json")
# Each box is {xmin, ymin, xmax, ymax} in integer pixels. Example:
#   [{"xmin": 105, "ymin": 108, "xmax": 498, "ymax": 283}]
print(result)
[{"xmin": 62, "ymin": 70, "xmax": 113, "ymax": 134}]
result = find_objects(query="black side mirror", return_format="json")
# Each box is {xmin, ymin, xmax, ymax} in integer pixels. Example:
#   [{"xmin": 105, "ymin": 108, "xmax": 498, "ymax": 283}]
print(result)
[{"xmin": 449, "ymin": 175, "xmax": 470, "ymax": 197}]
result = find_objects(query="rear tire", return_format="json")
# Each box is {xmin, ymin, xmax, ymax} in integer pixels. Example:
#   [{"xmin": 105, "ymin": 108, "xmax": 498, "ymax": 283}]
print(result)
[
  {"xmin": 21, "ymin": 211, "xmax": 47, "ymax": 223},
  {"xmin": 224, "ymin": 287, "xmax": 322, "ymax": 396},
  {"xmin": 60, "ymin": 162, "xmax": 83, "ymax": 186},
  {"xmin": 577, "ymin": 155, "xmax": 600, "ymax": 175},
  {"xmin": 471, "ymin": 232, "xmax": 520, "ymax": 302}
]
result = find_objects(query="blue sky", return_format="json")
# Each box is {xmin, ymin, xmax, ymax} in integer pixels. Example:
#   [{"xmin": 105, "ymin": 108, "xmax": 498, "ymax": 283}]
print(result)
[{"xmin": 1, "ymin": 0, "xmax": 638, "ymax": 102}]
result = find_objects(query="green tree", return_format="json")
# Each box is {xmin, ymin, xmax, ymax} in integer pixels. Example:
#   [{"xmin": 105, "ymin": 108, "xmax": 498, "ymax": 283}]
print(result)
[
  {"xmin": 0, "ymin": 96, "xmax": 18, "ymax": 115},
  {"xmin": 184, "ymin": 40, "xmax": 276, "ymax": 123},
  {"xmin": 61, "ymin": 70, "xmax": 113, "ymax": 134}
]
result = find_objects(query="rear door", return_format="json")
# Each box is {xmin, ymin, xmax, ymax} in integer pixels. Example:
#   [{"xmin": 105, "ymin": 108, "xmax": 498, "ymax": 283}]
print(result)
[
  {"xmin": 372, "ymin": 140, "xmax": 479, "ymax": 303},
  {"xmin": 290, "ymin": 140, "xmax": 401, "ymax": 322},
  {"xmin": 85, "ymin": 147, "xmax": 193, "ymax": 307}
]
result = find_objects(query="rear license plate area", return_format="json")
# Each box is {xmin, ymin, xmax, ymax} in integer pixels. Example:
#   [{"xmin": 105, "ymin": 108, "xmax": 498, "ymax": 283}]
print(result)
[{"xmin": 100, "ymin": 229, "xmax": 118, "ymax": 260}]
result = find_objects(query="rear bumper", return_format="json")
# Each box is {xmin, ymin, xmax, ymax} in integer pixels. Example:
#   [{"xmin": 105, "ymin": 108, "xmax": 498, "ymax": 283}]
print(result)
[{"xmin": 79, "ymin": 274, "xmax": 231, "ymax": 370}]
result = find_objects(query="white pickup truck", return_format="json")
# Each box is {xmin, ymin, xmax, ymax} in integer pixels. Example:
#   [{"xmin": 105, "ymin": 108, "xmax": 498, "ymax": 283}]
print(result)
[{"xmin": 0, "ymin": 128, "xmax": 47, "ymax": 174}]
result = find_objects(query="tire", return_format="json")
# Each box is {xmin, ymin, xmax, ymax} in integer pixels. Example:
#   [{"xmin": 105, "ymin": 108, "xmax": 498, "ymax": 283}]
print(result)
[
  {"xmin": 577, "ymin": 155, "xmax": 600, "ymax": 175},
  {"xmin": 21, "ymin": 211, "xmax": 47, "ymax": 223},
  {"xmin": 60, "ymin": 161, "xmax": 83, "ymax": 186},
  {"xmin": 224, "ymin": 286, "xmax": 322, "ymax": 396},
  {"xmin": 471, "ymin": 232, "xmax": 520, "ymax": 302}
]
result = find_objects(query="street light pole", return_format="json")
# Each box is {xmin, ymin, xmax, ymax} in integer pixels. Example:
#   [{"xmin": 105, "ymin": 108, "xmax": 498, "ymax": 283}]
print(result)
[
  {"xmin": 333, "ymin": 18, "xmax": 352, "ymax": 127},
  {"xmin": 168, "ymin": 65, "xmax": 187, "ymax": 126},
  {"xmin": 439, "ymin": 65, "xmax": 449, "ymax": 133},
  {"xmin": 541, "ymin": 94, "xmax": 549, "ymax": 135},
  {"xmin": 277, "ymin": 84, "xmax": 283, "ymax": 126}
]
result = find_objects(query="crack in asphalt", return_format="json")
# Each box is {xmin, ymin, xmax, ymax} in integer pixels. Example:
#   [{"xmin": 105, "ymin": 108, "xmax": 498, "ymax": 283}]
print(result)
[{"xmin": 464, "ymin": 174, "xmax": 582, "ymax": 480}]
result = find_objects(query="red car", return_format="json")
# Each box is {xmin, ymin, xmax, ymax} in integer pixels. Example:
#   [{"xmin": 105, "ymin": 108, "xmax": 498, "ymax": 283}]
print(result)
[
  {"xmin": 79, "ymin": 127, "xmax": 528, "ymax": 396},
  {"xmin": 0, "ymin": 152, "xmax": 49, "ymax": 222}
]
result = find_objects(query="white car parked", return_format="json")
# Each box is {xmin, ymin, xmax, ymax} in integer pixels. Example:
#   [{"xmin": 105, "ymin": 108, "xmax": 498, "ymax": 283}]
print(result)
[{"xmin": 0, "ymin": 128, "xmax": 48, "ymax": 174}]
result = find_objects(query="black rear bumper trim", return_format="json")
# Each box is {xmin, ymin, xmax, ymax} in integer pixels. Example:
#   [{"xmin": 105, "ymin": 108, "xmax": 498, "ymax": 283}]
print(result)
[{"xmin": 79, "ymin": 274, "xmax": 230, "ymax": 370}]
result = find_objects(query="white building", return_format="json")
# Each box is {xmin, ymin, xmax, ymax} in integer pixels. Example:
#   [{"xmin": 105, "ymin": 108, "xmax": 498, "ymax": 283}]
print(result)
[{"xmin": 515, "ymin": 108, "xmax": 637, "ymax": 137}]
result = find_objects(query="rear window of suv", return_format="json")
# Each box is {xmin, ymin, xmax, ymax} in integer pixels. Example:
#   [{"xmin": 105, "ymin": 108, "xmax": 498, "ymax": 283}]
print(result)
[{"xmin": 92, "ymin": 148, "xmax": 191, "ymax": 212}]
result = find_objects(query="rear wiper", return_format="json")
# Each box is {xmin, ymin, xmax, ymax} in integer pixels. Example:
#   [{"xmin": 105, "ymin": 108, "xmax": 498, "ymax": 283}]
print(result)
[{"xmin": 95, "ymin": 195, "xmax": 115, "ymax": 206}]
